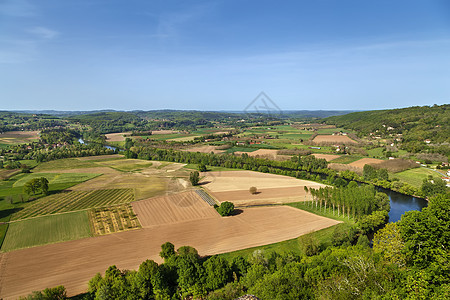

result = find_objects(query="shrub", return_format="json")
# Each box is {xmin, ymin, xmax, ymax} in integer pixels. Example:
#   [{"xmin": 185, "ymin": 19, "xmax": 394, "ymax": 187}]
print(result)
[
  {"xmin": 217, "ymin": 201, "xmax": 234, "ymax": 217},
  {"xmin": 249, "ymin": 186, "xmax": 257, "ymax": 194}
]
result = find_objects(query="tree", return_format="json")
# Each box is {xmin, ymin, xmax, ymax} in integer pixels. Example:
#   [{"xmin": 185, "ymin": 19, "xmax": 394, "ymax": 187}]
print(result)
[
  {"xmin": 203, "ymin": 256, "xmax": 231, "ymax": 291},
  {"xmin": 373, "ymin": 222, "xmax": 406, "ymax": 268},
  {"xmin": 23, "ymin": 177, "xmax": 49, "ymax": 196},
  {"xmin": 159, "ymin": 242, "xmax": 176, "ymax": 261},
  {"xmin": 216, "ymin": 201, "xmax": 234, "ymax": 216},
  {"xmin": 189, "ymin": 171, "xmax": 200, "ymax": 186},
  {"xmin": 249, "ymin": 186, "xmax": 257, "ymax": 194},
  {"xmin": 197, "ymin": 164, "xmax": 207, "ymax": 172}
]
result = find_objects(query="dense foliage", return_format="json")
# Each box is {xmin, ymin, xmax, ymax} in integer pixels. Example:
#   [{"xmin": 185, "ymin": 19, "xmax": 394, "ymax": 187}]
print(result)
[{"xmin": 324, "ymin": 104, "xmax": 450, "ymax": 156}]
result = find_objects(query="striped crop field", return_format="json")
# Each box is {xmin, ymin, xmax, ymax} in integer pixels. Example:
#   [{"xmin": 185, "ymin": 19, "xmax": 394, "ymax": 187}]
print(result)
[{"xmin": 11, "ymin": 188, "xmax": 134, "ymax": 221}]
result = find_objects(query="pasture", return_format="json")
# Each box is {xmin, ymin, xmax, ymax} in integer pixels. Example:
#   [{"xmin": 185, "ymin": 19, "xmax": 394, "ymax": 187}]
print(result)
[
  {"xmin": 394, "ymin": 167, "xmax": 442, "ymax": 188},
  {"xmin": 0, "ymin": 205, "xmax": 339, "ymax": 299},
  {"xmin": 1, "ymin": 211, "xmax": 91, "ymax": 252},
  {"xmin": 200, "ymin": 170, "xmax": 327, "ymax": 206},
  {"xmin": 12, "ymin": 172, "xmax": 100, "ymax": 188}
]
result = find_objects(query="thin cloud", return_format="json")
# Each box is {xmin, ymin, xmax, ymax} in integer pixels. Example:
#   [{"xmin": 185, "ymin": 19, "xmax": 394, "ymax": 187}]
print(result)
[
  {"xmin": 28, "ymin": 27, "xmax": 59, "ymax": 39},
  {"xmin": 0, "ymin": 0, "xmax": 36, "ymax": 17}
]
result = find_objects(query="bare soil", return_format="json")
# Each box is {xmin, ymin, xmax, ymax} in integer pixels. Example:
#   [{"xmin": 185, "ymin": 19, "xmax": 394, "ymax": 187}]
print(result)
[
  {"xmin": 312, "ymin": 153, "xmax": 341, "ymax": 161},
  {"xmin": 0, "ymin": 206, "xmax": 339, "ymax": 299},
  {"xmin": 183, "ymin": 145, "xmax": 226, "ymax": 154},
  {"xmin": 132, "ymin": 191, "xmax": 219, "ymax": 227},
  {"xmin": 105, "ymin": 132, "xmax": 131, "ymax": 142},
  {"xmin": 0, "ymin": 131, "xmax": 40, "ymax": 144},
  {"xmin": 313, "ymin": 135, "xmax": 357, "ymax": 144},
  {"xmin": 349, "ymin": 158, "xmax": 384, "ymax": 168}
]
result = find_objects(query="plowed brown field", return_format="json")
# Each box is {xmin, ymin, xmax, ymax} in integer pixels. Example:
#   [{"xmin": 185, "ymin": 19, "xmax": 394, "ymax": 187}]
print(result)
[
  {"xmin": 313, "ymin": 135, "xmax": 357, "ymax": 144},
  {"xmin": 201, "ymin": 171, "xmax": 327, "ymax": 206},
  {"xmin": 0, "ymin": 206, "xmax": 339, "ymax": 299},
  {"xmin": 349, "ymin": 158, "xmax": 384, "ymax": 168},
  {"xmin": 132, "ymin": 191, "xmax": 219, "ymax": 227}
]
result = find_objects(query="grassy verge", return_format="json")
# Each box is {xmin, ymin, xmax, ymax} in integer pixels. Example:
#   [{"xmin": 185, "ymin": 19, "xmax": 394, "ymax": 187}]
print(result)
[{"xmin": 1, "ymin": 211, "xmax": 92, "ymax": 252}]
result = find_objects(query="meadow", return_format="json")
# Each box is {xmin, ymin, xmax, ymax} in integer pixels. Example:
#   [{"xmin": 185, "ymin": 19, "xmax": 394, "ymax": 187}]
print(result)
[{"xmin": 394, "ymin": 167, "xmax": 443, "ymax": 188}]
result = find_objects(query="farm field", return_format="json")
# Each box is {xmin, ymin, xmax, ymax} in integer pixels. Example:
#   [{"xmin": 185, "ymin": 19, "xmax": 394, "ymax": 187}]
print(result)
[
  {"xmin": 348, "ymin": 157, "xmax": 384, "ymax": 168},
  {"xmin": 105, "ymin": 132, "xmax": 130, "ymax": 142},
  {"xmin": 312, "ymin": 134, "xmax": 357, "ymax": 144},
  {"xmin": 311, "ymin": 153, "xmax": 341, "ymax": 161},
  {"xmin": 90, "ymin": 204, "xmax": 140, "ymax": 235},
  {"xmin": 132, "ymin": 191, "xmax": 219, "ymax": 227},
  {"xmin": 11, "ymin": 188, "xmax": 134, "ymax": 221},
  {"xmin": 0, "ymin": 205, "xmax": 339, "ymax": 299},
  {"xmin": 183, "ymin": 145, "xmax": 226, "ymax": 154},
  {"xmin": 201, "ymin": 171, "xmax": 327, "ymax": 206},
  {"xmin": 12, "ymin": 173, "xmax": 100, "ymax": 188},
  {"xmin": 1, "ymin": 211, "xmax": 91, "ymax": 252},
  {"xmin": 0, "ymin": 131, "xmax": 40, "ymax": 145},
  {"xmin": 394, "ymin": 167, "xmax": 443, "ymax": 188},
  {"xmin": 95, "ymin": 159, "xmax": 154, "ymax": 172}
]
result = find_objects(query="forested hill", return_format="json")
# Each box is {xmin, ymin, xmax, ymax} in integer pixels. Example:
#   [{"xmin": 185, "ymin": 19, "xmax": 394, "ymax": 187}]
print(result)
[{"xmin": 323, "ymin": 104, "xmax": 449, "ymax": 144}]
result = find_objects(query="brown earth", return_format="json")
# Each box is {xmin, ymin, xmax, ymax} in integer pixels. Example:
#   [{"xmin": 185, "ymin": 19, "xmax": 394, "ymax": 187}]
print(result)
[
  {"xmin": 312, "ymin": 153, "xmax": 341, "ymax": 161},
  {"xmin": 201, "ymin": 171, "xmax": 327, "ymax": 206},
  {"xmin": 349, "ymin": 158, "xmax": 384, "ymax": 168},
  {"xmin": 183, "ymin": 145, "xmax": 225, "ymax": 154},
  {"xmin": 132, "ymin": 191, "xmax": 219, "ymax": 227},
  {"xmin": 234, "ymin": 149, "xmax": 291, "ymax": 161},
  {"xmin": 151, "ymin": 130, "xmax": 179, "ymax": 135},
  {"xmin": 0, "ymin": 206, "xmax": 339, "ymax": 299},
  {"xmin": 105, "ymin": 132, "xmax": 131, "ymax": 142},
  {"xmin": 313, "ymin": 135, "xmax": 357, "ymax": 144},
  {"xmin": 210, "ymin": 186, "xmax": 318, "ymax": 206}
]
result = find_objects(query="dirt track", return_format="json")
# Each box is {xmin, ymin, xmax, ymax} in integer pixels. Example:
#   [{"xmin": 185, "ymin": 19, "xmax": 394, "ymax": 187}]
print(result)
[{"xmin": 0, "ymin": 206, "xmax": 339, "ymax": 299}]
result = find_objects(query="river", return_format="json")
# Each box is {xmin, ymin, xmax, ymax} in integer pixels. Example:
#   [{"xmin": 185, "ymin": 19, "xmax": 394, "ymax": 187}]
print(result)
[
  {"xmin": 78, "ymin": 138, "xmax": 118, "ymax": 151},
  {"xmin": 380, "ymin": 188, "xmax": 428, "ymax": 222}
]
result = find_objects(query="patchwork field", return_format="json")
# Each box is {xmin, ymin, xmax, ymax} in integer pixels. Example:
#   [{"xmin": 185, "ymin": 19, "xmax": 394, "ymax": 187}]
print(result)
[
  {"xmin": 0, "ymin": 131, "xmax": 40, "ymax": 144},
  {"xmin": 132, "ymin": 191, "xmax": 219, "ymax": 227},
  {"xmin": 0, "ymin": 205, "xmax": 339, "ymax": 299},
  {"xmin": 201, "ymin": 171, "xmax": 327, "ymax": 206},
  {"xmin": 1, "ymin": 211, "xmax": 91, "ymax": 252},
  {"xmin": 90, "ymin": 204, "xmax": 140, "ymax": 235},
  {"xmin": 11, "ymin": 188, "xmax": 134, "ymax": 221},
  {"xmin": 313, "ymin": 134, "xmax": 357, "ymax": 144}
]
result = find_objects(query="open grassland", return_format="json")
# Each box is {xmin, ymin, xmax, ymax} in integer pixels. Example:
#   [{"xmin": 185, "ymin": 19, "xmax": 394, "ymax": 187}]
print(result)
[
  {"xmin": 12, "ymin": 173, "xmax": 100, "ymax": 188},
  {"xmin": 394, "ymin": 167, "xmax": 442, "ymax": 188},
  {"xmin": 313, "ymin": 134, "xmax": 357, "ymax": 144},
  {"xmin": 201, "ymin": 170, "xmax": 327, "ymax": 206},
  {"xmin": 95, "ymin": 159, "xmax": 154, "ymax": 172},
  {"xmin": 0, "ymin": 131, "xmax": 39, "ymax": 144},
  {"xmin": 0, "ymin": 205, "xmax": 339, "ymax": 298},
  {"xmin": 11, "ymin": 188, "xmax": 134, "ymax": 221},
  {"xmin": 1, "ymin": 211, "xmax": 91, "ymax": 252},
  {"xmin": 132, "ymin": 191, "xmax": 219, "ymax": 227},
  {"xmin": 328, "ymin": 155, "xmax": 363, "ymax": 164},
  {"xmin": 90, "ymin": 204, "xmax": 140, "ymax": 235}
]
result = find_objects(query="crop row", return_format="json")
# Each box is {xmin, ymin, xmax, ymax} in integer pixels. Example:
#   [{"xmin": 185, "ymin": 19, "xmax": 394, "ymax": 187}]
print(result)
[
  {"xmin": 89, "ymin": 204, "xmax": 140, "ymax": 235},
  {"xmin": 12, "ymin": 188, "xmax": 135, "ymax": 221}
]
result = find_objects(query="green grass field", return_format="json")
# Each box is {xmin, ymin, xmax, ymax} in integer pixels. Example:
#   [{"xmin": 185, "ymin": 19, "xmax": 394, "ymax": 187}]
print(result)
[
  {"xmin": 394, "ymin": 167, "xmax": 444, "ymax": 188},
  {"xmin": 12, "ymin": 173, "xmax": 101, "ymax": 187},
  {"xmin": 96, "ymin": 159, "xmax": 153, "ymax": 172},
  {"xmin": 329, "ymin": 156, "xmax": 363, "ymax": 164},
  {"xmin": 226, "ymin": 146, "xmax": 259, "ymax": 154},
  {"xmin": 1, "ymin": 211, "xmax": 91, "ymax": 252},
  {"xmin": 11, "ymin": 188, "xmax": 135, "ymax": 221}
]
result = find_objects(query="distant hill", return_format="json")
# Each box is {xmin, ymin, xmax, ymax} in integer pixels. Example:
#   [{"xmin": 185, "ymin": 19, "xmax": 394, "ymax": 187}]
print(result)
[{"xmin": 323, "ymin": 104, "xmax": 449, "ymax": 153}]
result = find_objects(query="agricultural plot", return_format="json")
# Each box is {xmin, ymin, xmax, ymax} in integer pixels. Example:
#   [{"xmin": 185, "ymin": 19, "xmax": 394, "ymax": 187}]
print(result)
[
  {"xmin": 11, "ymin": 188, "xmax": 134, "ymax": 221},
  {"xmin": 313, "ymin": 134, "xmax": 357, "ymax": 144},
  {"xmin": 394, "ymin": 167, "xmax": 441, "ymax": 188},
  {"xmin": 105, "ymin": 132, "xmax": 131, "ymax": 142},
  {"xmin": 201, "ymin": 171, "xmax": 327, "ymax": 206},
  {"xmin": 0, "ymin": 131, "xmax": 39, "ymax": 145},
  {"xmin": 348, "ymin": 157, "xmax": 384, "ymax": 169},
  {"xmin": 1, "ymin": 211, "xmax": 91, "ymax": 252},
  {"xmin": 311, "ymin": 153, "xmax": 341, "ymax": 161},
  {"xmin": 90, "ymin": 204, "xmax": 140, "ymax": 235},
  {"xmin": 0, "ymin": 205, "xmax": 339, "ymax": 299},
  {"xmin": 95, "ymin": 159, "xmax": 154, "ymax": 172},
  {"xmin": 132, "ymin": 191, "xmax": 219, "ymax": 227}
]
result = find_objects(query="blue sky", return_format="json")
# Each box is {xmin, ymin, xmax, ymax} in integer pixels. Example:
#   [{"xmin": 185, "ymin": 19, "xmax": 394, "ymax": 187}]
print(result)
[{"xmin": 1, "ymin": 0, "xmax": 449, "ymax": 111}]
